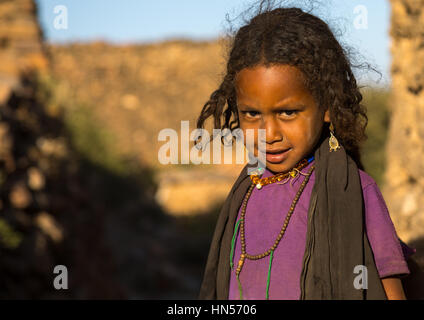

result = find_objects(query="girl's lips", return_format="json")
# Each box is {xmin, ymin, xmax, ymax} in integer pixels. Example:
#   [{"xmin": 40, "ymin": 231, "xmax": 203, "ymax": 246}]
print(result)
[{"xmin": 265, "ymin": 148, "xmax": 291, "ymax": 163}]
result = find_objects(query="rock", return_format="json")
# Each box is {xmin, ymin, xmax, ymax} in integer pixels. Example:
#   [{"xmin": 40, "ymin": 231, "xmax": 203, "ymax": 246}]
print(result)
[
  {"xmin": 9, "ymin": 182, "xmax": 32, "ymax": 209},
  {"xmin": 0, "ymin": 0, "xmax": 47, "ymax": 105},
  {"xmin": 121, "ymin": 94, "xmax": 139, "ymax": 110},
  {"xmin": 36, "ymin": 137, "xmax": 68, "ymax": 158},
  {"xmin": 27, "ymin": 166, "xmax": 45, "ymax": 190},
  {"xmin": 384, "ymin": 0, "xmax": 424, "ymax": 245},
  {"xmin": 35, "ymin": 211, "xmax": 63, "ymax": 243},
  {"xmin": 0, "ymin": 121, "xmax": 15, "ymax": 172}
]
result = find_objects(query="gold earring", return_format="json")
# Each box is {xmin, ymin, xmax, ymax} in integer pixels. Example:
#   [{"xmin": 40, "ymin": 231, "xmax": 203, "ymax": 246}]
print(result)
[{"xmin": 329, "ymin": 122, "xmax": 340, "ymax": 152}]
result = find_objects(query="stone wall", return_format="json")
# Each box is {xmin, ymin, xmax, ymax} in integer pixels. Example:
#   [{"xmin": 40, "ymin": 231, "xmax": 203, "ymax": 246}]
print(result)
[
  {"xmin": 0, "ymin": 0, "xmax": 47, "ymax": 103},
  {"xmin": 0, "ymin": 0, "xmax": 208, "ymax": 298},
  {"xmin": 384, "ymin": 0, "xmax": 424, "ymax": 249}
]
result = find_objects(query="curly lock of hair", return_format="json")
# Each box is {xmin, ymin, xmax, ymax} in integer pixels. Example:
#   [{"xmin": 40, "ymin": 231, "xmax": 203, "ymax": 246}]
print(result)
[{"xmin": 196, "ymin": 7, "xmax": 369, "ymax": 170}]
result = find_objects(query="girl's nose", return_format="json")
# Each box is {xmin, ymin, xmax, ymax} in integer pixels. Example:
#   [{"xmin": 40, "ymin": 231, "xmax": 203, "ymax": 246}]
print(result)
[{"xmin": 261, "ymin": 117, "xmax": 283, "ymax": 144}]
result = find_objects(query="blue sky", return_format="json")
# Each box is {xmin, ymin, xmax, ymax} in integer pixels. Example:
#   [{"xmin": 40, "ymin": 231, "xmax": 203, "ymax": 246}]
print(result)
[{"xmin": 36, "ymin": 0, "xmax": 391, "ymax": 85}]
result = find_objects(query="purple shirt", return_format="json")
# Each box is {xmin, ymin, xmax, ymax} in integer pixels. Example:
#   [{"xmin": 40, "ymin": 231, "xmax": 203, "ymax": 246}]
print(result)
[{"xmin": 228, "ymin": 160, "xmax": 414, "ymax": 300}]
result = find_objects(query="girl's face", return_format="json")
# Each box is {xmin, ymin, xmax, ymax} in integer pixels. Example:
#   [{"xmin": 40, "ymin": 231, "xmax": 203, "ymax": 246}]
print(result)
[{"xmin": 235, "ymin": 64, "xmax": 330, "ymax": 174}]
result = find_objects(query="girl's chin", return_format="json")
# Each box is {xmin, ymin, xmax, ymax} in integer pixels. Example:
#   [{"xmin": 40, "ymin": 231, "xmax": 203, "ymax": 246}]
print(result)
[
  {"xmin": 265, "ymin": 157, "xmax": 308, "ymax": 174},
  {"xmin": 265, "ymin": 162, "xmax": 293, "ymax": 174},
  {"xmin": 252, "ymin": 150, "xmax": 306, "ymax": 174}
]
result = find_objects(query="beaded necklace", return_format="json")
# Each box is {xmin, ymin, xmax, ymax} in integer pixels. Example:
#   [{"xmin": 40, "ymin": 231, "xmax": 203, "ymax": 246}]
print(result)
[
  {"xmin": 250, "ymin": 157, "xmax": 311, "ymax": 190},
  {"xmin": 230, "ymin": 156, "xmax": 315, "ymax": 300}
]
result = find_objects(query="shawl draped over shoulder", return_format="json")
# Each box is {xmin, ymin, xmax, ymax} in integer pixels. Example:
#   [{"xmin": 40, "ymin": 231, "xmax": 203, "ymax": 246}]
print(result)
[{"xmin": 198, "ymin": 136, "xmax": 388, "ymax": 300}]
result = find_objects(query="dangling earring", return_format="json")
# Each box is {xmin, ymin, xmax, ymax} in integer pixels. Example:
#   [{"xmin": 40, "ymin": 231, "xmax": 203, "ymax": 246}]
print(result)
[{"xmin": 329, "ymin": 122, "xmax": 340, "ymax": 152}]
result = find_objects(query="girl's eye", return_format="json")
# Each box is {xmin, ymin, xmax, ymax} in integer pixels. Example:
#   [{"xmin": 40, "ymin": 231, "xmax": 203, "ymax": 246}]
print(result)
[
  {"xmin": 242, "ymin": 111, "xmax": 260, "ymax": 118},
  {"xmin": 279, "ymin": 110, "xmax": 298, "ymax": 117}
]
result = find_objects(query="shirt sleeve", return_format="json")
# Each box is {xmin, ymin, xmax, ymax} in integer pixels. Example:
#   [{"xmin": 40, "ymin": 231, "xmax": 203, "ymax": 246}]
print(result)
[{"xmin": 363, "ymin": 182, "xmax": 411, "ymax": 278}]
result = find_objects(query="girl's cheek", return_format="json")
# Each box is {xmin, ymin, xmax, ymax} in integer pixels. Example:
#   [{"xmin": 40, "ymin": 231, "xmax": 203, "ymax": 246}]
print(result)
[{"xmin": 297, "ymin": 113, "xmax": 317, "ymax": 146}]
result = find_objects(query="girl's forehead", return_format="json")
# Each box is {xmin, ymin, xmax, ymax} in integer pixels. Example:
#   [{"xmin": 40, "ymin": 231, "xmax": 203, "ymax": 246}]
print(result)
[
  {"xmin": 235, "ymin": 64, "xmax": 310, "ymax": 100},
  {"xmin": 236, "ymin": 63, "xmax": 304, "ymax": 77}
]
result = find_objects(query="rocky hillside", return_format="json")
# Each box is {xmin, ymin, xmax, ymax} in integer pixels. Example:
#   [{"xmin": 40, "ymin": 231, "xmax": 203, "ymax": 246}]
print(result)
[
  {"xmin": 0, "ymin": 0, "xmax": 213, "ymax": 299},
  {"xmin": 45, "ymin": 40, "xmax": 248, "ymax": 215},
  {"xmin": 46, "ymin": 40, "xmax": 227, "ymax": 169}
]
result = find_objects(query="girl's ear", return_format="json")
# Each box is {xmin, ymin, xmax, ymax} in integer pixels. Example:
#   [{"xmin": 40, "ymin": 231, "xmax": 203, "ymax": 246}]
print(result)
[{"xmin": 324, "ymin": 109, "xmax": 331, "ymax": 123}]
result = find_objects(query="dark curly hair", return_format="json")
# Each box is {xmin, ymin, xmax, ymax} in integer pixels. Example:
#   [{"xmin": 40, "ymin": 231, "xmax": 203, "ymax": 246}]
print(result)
[{"xmin": 196, "ymin": 5, "xmax": 370, "ymax": 169}]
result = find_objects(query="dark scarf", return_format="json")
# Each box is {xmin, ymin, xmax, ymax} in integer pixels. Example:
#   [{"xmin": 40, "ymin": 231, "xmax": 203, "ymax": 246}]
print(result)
[{"xmin": 198, "ymin": 136, "xmax": 387, "ymax": 300}]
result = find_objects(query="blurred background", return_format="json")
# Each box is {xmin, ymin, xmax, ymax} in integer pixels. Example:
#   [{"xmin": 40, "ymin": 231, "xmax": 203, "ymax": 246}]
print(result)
[{"xmin": 0, "ymin": 0, "xmax": 422, "ymax": 299}]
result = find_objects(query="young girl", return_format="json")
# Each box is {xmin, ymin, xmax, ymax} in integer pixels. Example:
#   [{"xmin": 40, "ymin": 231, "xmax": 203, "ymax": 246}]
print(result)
[{"xmin": 196, "ymin": 7, "xmax": 416, "ymax": 300}]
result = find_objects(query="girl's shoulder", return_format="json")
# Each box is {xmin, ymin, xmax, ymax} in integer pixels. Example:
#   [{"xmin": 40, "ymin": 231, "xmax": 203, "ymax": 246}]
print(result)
[
  {"xmin": 357, "ymin": 169, "xmax": 417, "ymax": 263},
  {"xmin": 357, "ymin": 168, "xmax": 380, "ymax": 191}
]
